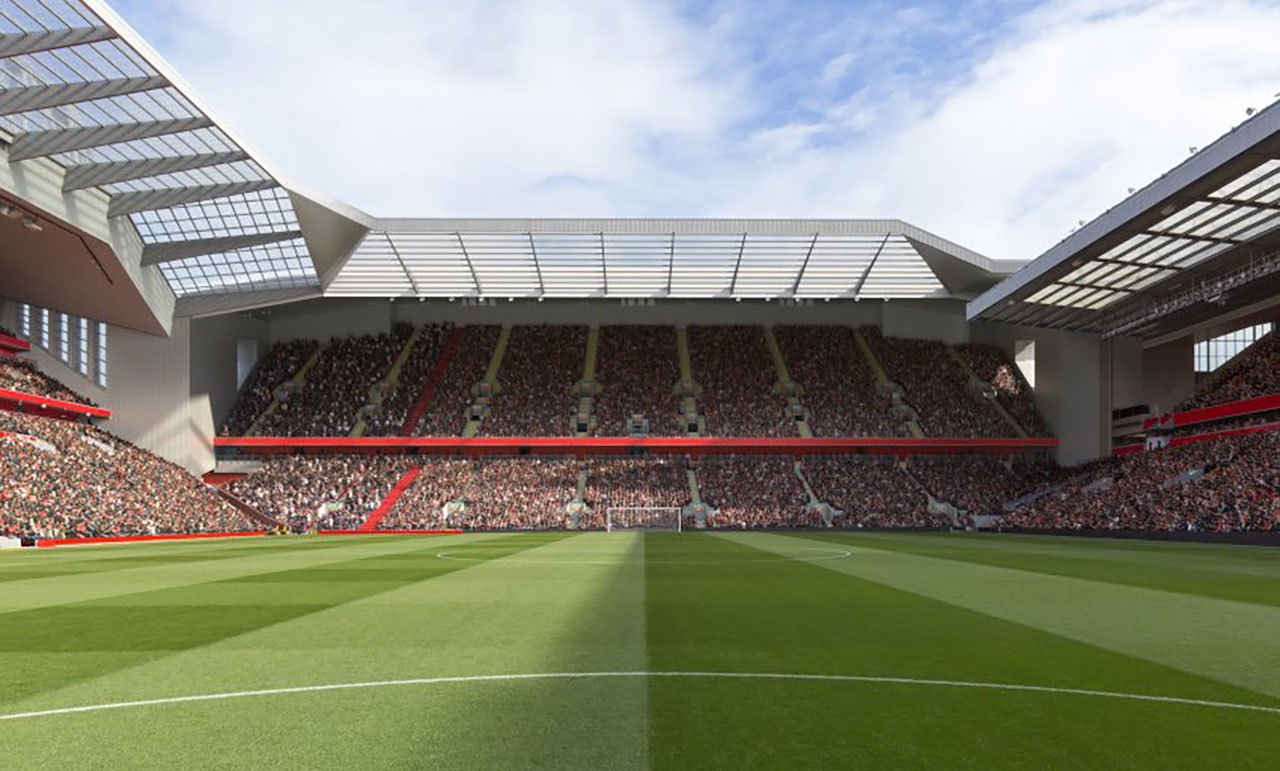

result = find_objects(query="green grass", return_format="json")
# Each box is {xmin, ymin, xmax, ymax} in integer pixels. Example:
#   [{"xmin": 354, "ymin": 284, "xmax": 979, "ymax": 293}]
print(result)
[{"xmin": 2, "ymin": 531, "xmax": 1280, "ymax": 768}]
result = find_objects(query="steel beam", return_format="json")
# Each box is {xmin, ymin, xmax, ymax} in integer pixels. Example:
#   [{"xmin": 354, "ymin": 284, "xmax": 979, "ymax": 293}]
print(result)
[
  {"xmin": 107, "ymin": 180, "xmax": 277, "ymax": 217},
  {"xmin": 8, "ymin": 117, "xmax": 213, "ymax": 162},
  {"xmin": 141, "ymin": 231, "xmax": 303, "ymax": 266},
  {"xmin": 0, "ymin": 26, "xmax": 116, "ymax": 58},
  {"xmin": 0, "ymin": 76, "xmax": 167, "ymax": 117},
  {"xmin": 63, "ymin": 150, "xmax": 249, "ymax": 191}
]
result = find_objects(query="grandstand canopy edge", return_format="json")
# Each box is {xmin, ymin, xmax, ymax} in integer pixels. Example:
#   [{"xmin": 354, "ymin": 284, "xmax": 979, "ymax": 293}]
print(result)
[{"xmin": 969, "ymin": 100, "xmax": 1280, "ymax": 340}]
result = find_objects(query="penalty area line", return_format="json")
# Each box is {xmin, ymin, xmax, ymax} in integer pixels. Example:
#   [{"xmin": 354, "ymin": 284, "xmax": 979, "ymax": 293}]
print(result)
[{"xmin": 3, "ymin": 671, "xmax": 1280, "ymax": 721}]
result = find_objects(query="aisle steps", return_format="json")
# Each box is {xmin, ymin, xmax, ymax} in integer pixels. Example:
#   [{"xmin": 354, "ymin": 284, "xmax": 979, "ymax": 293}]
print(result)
[
  {"xmin": 351, "ymin": 326, "xmax": 424, "ymax": 437},
  {"xmin": 462, "ymin": 326, "xmax": 512, "ymax": 437},
  {"xmin": 244, "ymin": 344, "xmax": 326, "ymax": 436},
  {"xmin": 399, "ymin": 326, "xmax": 465, "ymax": 436},
  {"xmin": 357, "ymin": 466, "xmax": 423, "ymax": 531}
]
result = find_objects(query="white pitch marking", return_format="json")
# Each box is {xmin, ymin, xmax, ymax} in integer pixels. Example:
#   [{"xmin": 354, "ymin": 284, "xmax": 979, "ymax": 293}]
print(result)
[{"xmin": 3, "ymin": 671, "xmax": 1279, "ymax": 722}]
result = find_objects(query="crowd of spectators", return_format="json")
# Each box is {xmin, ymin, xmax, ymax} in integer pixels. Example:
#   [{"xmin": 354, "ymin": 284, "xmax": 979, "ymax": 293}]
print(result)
[
  {"xmin": 1003, "ymin": 433, "xmax": 1280, "ymax": 531},
  {"xmin": 482, "ymin": 326, "xmax": 585, "ymax": 436},
  {"xmin": 226, "ymin": 455, "xmax": 416, "ymax": 531},
  {"xmin": 595, "ymin": 326, "xmax": 681, "ymax": 436},
  {"xmin": 221, "ymin": 339, "xmax": 318, "ymax": 435},
  {"xmin": 909, "ymin": 456, "xmax": 1057, "ymax": 515},
  {"xmin": 257, "ymin": 326, "xmax": 412, "ymax": 437},
  {"xmin": 955, "ymin": 343, "xmax": 1051, "ymax": 436},
  {"xmin": 1179, "ymin": 329, "xmax": 1280, "ymax": 411},
  {"xmin": 585, "ymin": 457, "xmax": 690, "ymax": 516},
  {"xmin": 366, "ymin": 324, "xmax": 452, "ymax": 436},
  {"xmin": 377, "ymin": 459, "xmax": 475, "ymax": 530},
  {"xmin": 861, "ymin": 327, "xmax": 1012, "ymax": 438},
  {"xmin": 689, "ymin": 326, "xmax": 792, "ymax": 437},
  {"xmin": 699, "ymin": 456, "xmax": 810, "ymax": 528},
  {"xmin": 804, "ymin": 455, "xmax": 948, "ymax": 528},
  {"xmin": 0, "ymin": 411, "xmax": 246, "ymax": 539},
  {"xmin": 0, "ymin": 358, "xmax": 97, "ymax": 405},
  {"xmin": 0, "ymin": 324, "xmax": 16, "ymax": 338},
  {"xmin": 774, "ymin": 326, "xmax": 903, "ymax": 437},
  {"xmin": 416, "ymin": 326, "xmax": 503, "ymax": 436}
]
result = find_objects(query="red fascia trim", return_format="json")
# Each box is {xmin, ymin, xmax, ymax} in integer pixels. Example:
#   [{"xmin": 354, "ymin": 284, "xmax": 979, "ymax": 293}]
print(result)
[
  {"xmin": 0, "ymin": 388, "xmax": 111, "ymax": 419},
  {"xmin": 1144, "ymin": 393, "xmax": 1280, "ymax": 431},
  {"xmin": 1114, "ymin": 421, "xmax": 1280, "ymax": 455},
  {"xmin": 317, "ymin": 529, "xmax": 464, "ymax": 535},
  {"xmin": 35, "ymin": 531, "xmax": 268, "ymax": 548},
  {"xmin": 0, "ymin": 334, "xmax": 30, "ymax": 353},
  {"xmin": 214, "ymin": 436, "xmax": 1058, "ymax": 457}
]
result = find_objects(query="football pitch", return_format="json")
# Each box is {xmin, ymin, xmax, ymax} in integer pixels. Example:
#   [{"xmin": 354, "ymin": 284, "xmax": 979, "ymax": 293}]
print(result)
[{"xmin": 2, "ymin": 531, "xmax": 1280, "ymax": 769}]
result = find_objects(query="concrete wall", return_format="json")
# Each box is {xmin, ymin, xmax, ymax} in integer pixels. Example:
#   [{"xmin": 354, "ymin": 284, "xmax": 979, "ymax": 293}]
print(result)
[
  {"xmin": 1142, "ymin": 336, "xmax": 1196, "ymax": 415},
  {"xmin": 9, "ymin": 313, "xmax": 214, "ymax": 474},
  {"xmin": 971, "ymin": 321, "xmax": 1107, "ymax": 465},
  {"xmin": 881, "ymin": 300, "xmax": 969, "ymax": 343},
  {"xmin": 190, "ymin": 314, "xmax": 270, "ymax": 435},
  {"xmin": 266, "ymin": 300, "xmax": 392, "ymax": 344}
]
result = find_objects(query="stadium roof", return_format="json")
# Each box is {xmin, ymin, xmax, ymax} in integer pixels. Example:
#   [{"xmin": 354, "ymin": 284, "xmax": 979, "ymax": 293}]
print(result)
[
  {"xmin": 969, "ymin": 98, "xmax": 1280, "ymax": 339},
  {"xmin": 0, "ymin": 0, "xmax": 1011, "ymax": 323},
  {"xmin": 325, "ymin": 218, "xmax": 1018, "ymax": 302},
  {"xmin": 0, "ymin": 0, "xmax": 330, "ymax": 298}
]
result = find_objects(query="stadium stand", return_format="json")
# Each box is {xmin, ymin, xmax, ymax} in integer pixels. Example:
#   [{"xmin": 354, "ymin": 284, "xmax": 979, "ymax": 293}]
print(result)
[
  {"xmin": 226, "ymin": 455, "xmax": 416, "ymax": 531},
  {"xmin": 365, "ymin": 323, "xmax": 452, "ymax": 435},
  {"xmin": 774, "ymin": 326, "xmax": 904, "ymax": 437},
  {"xmin": 1178, "ymin": 329, "xmax": 1280, "ymax": 411},
  {"xmin": 415, "ymin": 326, "xmax": 503, "ymax": 436},
  {"xmin": 699, "ymin": 456, "xmax": 811, "ymax": 528},
  {"xmin": 482, "ymin": 325, "xmax": 586, "ymax": 436},
  {"xmin": 689, "ymin": 326, "xmax": 792, "ymax": 437},
  {"xmin": 861, "ymin": 327, "xmax": 1013, "ymax": 438},
  {"xmin": 221, "ymin": 339, "xmax": 319, "ymax": 435},
  {"xmin": 955, "ymin": 343, "xmax": 1051, "ymax": 436},
  {"xmin": 1003, "ymin": 432, "xmax": 1280, "ymax": 532},
  {"xmin": 594, "ymin": 326, "xmax": 681, "ymax": 436},
  {"xmin": 805, "ymin": 455, "xmax": 950, "ymax": 529},
  {"xmin": 0, "ymin": 358, "xmax": 97, "ymax": 406},
  {"xmin": 377, "ymin": 458, "xmax": 474, "ymax": 530},
  {"xmin": 0, "ymin": 410, "xmax": 247, "ymax": 539},
  {"xmin": 585, "ymin": 457, "xmax": 691, "ymax": 514},
  {"xmin": 257, "ymin": 326, "xmax": 412, "ymax": 437}
]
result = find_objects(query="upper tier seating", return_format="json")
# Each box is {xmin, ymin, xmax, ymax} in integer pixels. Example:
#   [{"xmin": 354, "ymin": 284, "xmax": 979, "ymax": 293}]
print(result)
[
  {"xmin": 0, "ymin": 410, "xmax": 245, "ymax": 539},
  {"xmin": 482, "ymin": 326, "xmax": 585, "ymax": 436},
  {"xmin": 774, "ymin": 326, "xmax": 903, "ymax": 437},
  {"xmin": 1178, "ymin": 329, "xmax": 1280, "ymax": 412},
  {"xmin": 594, "ymin": 326, "xmax": 681, "ymax": 436},
  {"xmin": 689, "ymin": 325, "xmax": 792, "ymax": 437},
  {"xmin": 861, "ymin": 327, "xmax": 1013, "ymax": 438},
  {"xmin": 221, "ymin": 339, "xmax": 318, "ymax": 435},
  {"xmin": 0, "ymin": 358, "xmax": 97, "ymax": 406},
  {"xmin": 257, "ymin": 326, "xmax": 412, "ymax": 437},
  {"xmin": 366, "ymin": 323, "xmax": 452, "ymax": 436},
  {"xmin": 955, "ymin": 343, "xmax": 1051, "ymax": 436},
  {"xmin": 415, "ymin": 326, "xmax": 502, "ymax": 436}
]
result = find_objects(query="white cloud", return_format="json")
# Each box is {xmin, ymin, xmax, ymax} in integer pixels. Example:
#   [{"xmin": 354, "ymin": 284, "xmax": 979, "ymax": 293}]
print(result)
[{"xmin": 127, "ymin": 0, "xmax": 1280, "ymax": 261}]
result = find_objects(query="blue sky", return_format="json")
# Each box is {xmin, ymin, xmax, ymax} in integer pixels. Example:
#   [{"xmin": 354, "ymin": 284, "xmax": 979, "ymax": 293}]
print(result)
[{"xmin": 110, "ymin": 0, "xmax": 1280, "ymax": 262}]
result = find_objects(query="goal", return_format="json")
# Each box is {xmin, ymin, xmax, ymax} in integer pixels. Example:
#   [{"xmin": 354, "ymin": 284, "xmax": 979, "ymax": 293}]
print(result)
[{"xmin": 605, "ymin": 507, "xmax": 682, "ymax": 532}]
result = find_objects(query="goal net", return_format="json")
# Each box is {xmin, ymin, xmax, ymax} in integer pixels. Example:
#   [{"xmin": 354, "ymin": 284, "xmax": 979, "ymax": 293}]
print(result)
[{"xmin": 605, "ymin": 507, "xmax": 682, "ymax": 532}]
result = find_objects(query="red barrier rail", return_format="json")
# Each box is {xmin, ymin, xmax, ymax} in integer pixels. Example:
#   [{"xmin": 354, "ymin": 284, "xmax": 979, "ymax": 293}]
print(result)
[
  {"xmin": 1114, "ymin": 420, "xmax": 1280, "ymax": 456},
  {"xmin": 0, "ymin": 388, "xmax": 111, "ymax": 421},
  {"xmin": 1143, "ymin": 392, "xmax": 1280, "ymax": 431},
  {"xmin": 216, "ymin": 435, "xmax": 1058, "ymax": 456},
  {"xmin": 36, "ymin": 531, "xmax": 269, "ymax": 548},
  {"xmin": 0, "ymin": 333, "xmax": 30, "ymax": 355}
]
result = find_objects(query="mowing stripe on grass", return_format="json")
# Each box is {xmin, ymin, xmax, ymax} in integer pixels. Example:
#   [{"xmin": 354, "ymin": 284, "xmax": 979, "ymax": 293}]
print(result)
[
  {"xmin": 5, "ymin": 670, "xmax": 1280, "ymax": 722},
  {"xmin": 725, "ymin": 531, "xmax": 1280, "ymax": 701}
]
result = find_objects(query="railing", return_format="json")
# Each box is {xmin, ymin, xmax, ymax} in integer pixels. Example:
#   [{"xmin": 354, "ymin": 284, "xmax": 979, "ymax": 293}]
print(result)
[
  {"xmin": 0, "ymin": 388, "xmax": 111, "ymax": 421},
  {"xmin": 1143, "ymin": 393, "xmax": 1280, "ymax": 431}
]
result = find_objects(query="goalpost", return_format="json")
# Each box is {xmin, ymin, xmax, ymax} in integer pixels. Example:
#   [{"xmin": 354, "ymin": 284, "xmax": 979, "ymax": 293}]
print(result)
[{"xmin": 605, "ymin": 507, "xmax": 683, "ymax": 532}]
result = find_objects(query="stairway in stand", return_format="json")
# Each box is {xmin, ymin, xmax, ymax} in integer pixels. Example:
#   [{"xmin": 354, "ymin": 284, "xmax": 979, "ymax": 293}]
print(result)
[
  {"xmin": 357, "ymin": 466, "xmax": 423, "ymax": 531},
  {"xmin": 399, "ymin": 327, "xmax": 465, "ymax": 436}
]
